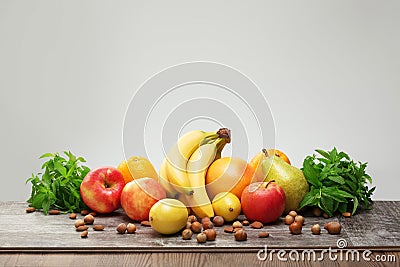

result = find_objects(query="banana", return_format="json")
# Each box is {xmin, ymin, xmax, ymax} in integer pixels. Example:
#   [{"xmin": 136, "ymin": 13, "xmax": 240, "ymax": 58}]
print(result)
[
  {"xmin": 165, "ymin": 127, "xmax": 231, "ymax": 200},
  {"xmin": 185, "ymin": 142, "xmax": 218, "ymax": 218},
  {"xmin": 185, "ymin": 134, "xmax": 230, "ymax": 218},
  {"xmin": 165, "ymin": 130, "xmax": 217, "ymax": 195},
  {"xmin": 214, "ymin": 135, "xmax": 229, "ymax": 161},
  {"xmin": 158, "ymin": 158, "xmax": 179, "ymax": 199}
]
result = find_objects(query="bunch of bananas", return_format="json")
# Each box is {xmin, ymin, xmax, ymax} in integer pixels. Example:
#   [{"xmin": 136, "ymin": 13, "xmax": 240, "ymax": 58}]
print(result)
[{"xmin": 159, "ymin": 128, "xmax": 231, "ymax": 218}]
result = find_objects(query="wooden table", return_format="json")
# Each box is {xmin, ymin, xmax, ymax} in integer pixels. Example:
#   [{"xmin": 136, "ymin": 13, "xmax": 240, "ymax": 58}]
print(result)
[{"xmin": 0, "ymin": 201, "xmax": 399, "ymax": 266}]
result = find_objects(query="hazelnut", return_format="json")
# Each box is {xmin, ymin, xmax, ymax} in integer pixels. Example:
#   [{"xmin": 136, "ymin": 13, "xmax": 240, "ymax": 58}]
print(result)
[
  {"xmin": 126, "ymin": 223, "xmax": 137, "ymax": 234},
  {"xmin": 196, "ymin": 233, "xmax": 207, "ymax": 243},
  {"xmin": 289, "ymin": 222, "xmax": 302, "ymax": 235},
  {"xmin": 204, "ymin": 229, "xmax": 217, "ymax": 241},
  {"xmin": 84, "ymin": 214, "xmax": 94, "ymax": 225},
  {"xmin": 288, "ymin": 211, "xmax": 297, "ymax": 217},
  {"xmin": 294, "ymin": 215, "xmax": 305, "ymax": 225},
  {"xmin": 234, "ymin": 229, "xmax": 247, "ymax": 241},
  {"xmin": 116, "ymin": 223, "xmax": 127, "ymax": 234},
  {"xmin": 232, "ymin": 221, "xmax": 242, "ymax": 228},
  {"xmin": 191, "ymin": 221, "xmax": 202, "ymax": 233},
  {"xmin": 74, "ymin": 219, "xmax": 85, "ymax": 228},
  {"xmin": 312, "ymin": 207, "xmax": 322, "ymax": 217},
  {"xmin": 89, "ymin": 212, "xmax": 97, "ymax": 217},
  {"xmin": 182, "ymin": 229, "xmax": 193, "ymax": 240},
  {"xmin": 201, "ymin": 217, "xmax": 211, "ymax": 224},
  {"xmin": 212, "ymin": 216, "xmax": 224, "ymax": 227},
  {"xmin": 69, "ymin": 213, "xmax": 77, "ymax": 220},
  {"xmin": 322, "ymin": 213, "xmax": 329, "ymax": 219},
  {"xmin": 202, "ymin": 220, "xmax": 214, "ymax": 230},
  {"xmin": 324, "ymin": 221, "xmax": 342, "ymax": 235},
  {"xmin": 311, "ymin": 224, "xmax": 321, "ymax": 235},
  {"xmin": 186, "ymin": 222, "xmax": 192, "ymax": 229},
  {"xmin": 284, "ymin": 215, "xmax": 295, "ymax": 225},
  {"xmin": 80, "ymin": 209, "xmax": 90, "ymax": 216},
  {"xmin": 187, "ymin": 215, "xmax": 197, "ymax": 223}
]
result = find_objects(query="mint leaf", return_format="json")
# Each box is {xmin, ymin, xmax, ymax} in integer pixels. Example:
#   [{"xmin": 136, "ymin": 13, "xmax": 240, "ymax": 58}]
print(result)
[
  {"xmin": 54, "ymin": 161, "xmax": 67, "ymax": 177},
  {"xmin": 352, "ymin": 197, "xmax": 359, "ymax": 215},
  {"xmin": 302, "ymin": 157, "xmax": 322, "ymax": 187},
  {"xmin": 26, "ymin": 151, "xmax": 89, "ymax": 214},
  {"xmin": 298, "ymin": 191, "xmax": 317, "ymax": 210},
  {"xmin": 338, "ymin": 202, "xmax": 348, "ymax": 213},
  {"xmin": 40, "ymin": 153, "xmax": 54, "ymax": 159},
  {"xmin": 316, "ymin": 149, "xmax": 330, "ymax": 160},
  {"xmin": 327, "ymin": 175, "xmax": 345, "ymax": 185},
  {"xmin": 335, "ymin": 189, "xmax": 354, "ymax": 199},
  {"xmin": 320, "ymin": 196, "xmax": 334, "ymax": 216},
  {"xmin": 301, "ymin": 147, "xmax": 374, "ymax": 216},
  {"xmin": 321, "ymin": 187, "xmax": 346, "ymax": 203}
]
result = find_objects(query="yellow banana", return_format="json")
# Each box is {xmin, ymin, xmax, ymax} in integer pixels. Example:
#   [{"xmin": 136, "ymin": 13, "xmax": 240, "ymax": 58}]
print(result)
[
  {"xmin": 165, "ymin": 128, "xmax": 231, "ymax": 197},
  {"xmin": 214, "ymin": 135, "xmax": 229, "ymax": 161},
  {"xmin": 185, "ymin": 142, "xmax": 220, "ymax": 218},
  {"xmin": 158, "ymin": 158, "xmax": 179, "ymax": 199},
  {"xmin": 165, "ymin": 130, "xmax": 214, "ymax": 195}
]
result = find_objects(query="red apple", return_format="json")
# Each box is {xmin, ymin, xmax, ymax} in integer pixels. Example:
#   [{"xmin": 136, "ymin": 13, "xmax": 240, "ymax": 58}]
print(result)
[
  {"xmin": 80, "ymin": 167, "xmax": 125, "ymax": 213},
  {"xmin": 121, "ymin": 177, "xmax": 167, "ymax": 221},
  {"xmin": 241, "ymin": 181, "xmax": 286, "ymax": 224}
]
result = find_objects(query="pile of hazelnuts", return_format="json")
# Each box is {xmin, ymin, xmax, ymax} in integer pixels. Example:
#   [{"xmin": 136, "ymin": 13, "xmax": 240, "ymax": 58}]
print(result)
[
  {"xmin": 285, "ymin": 210, "xmax": 342, "ymax": 235},
  {"xmin": 182, "ymin": 215, "xmax": 223, "ymax": 243},
  {"xmin": 183, "ymin": 215, "xmax": 267, "ymax": 243}
]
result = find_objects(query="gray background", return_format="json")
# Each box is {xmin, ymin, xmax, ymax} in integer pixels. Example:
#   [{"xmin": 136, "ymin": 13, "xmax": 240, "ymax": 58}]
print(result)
[{"xmin": 0, "ymin": 1, "xmax": 399, "ymax": 201}]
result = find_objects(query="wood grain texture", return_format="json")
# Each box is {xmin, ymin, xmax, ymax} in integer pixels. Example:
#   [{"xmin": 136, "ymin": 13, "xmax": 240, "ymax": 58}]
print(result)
[
  {"xmin": 0, "ymin": 252, "xmax": 398, "ymax": 267},
  {"xmin": 0, "ymin": 202, "xmax": 399, "ymax": 253},
  {"xmin": 339, "ymin": 201, "xmax": 400, "ymax": 248}
]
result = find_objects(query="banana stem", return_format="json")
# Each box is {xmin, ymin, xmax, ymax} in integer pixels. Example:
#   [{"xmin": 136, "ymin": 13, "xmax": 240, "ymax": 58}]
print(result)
[
  {"xmin": 217, "ymin": 128, "xmax": 231, "ymax": 143},
  {"xmin": 201, "ymin": 128, "xmax": 231, "ymax": 146}
]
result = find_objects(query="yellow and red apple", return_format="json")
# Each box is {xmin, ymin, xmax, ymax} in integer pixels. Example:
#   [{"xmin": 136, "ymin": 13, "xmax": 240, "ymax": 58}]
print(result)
[{"xmin": 121, "ymin": 178, "xmax": 167, "ymax": 221}]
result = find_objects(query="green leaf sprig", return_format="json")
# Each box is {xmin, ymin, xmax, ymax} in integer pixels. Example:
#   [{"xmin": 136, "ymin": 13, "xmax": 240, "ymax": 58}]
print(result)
[
  {"xmin": 299, "ymin": 147, "xmax": 375, "ymax": 216},
  {"xmin": 26, "ymin": 151, "xmax": 90, "ymax": 215}
]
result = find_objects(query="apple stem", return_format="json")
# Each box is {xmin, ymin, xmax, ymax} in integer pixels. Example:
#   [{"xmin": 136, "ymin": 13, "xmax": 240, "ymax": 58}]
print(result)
[{"xmin": 264, "ymin": 180, "xmax": 275, "ymax": 188}]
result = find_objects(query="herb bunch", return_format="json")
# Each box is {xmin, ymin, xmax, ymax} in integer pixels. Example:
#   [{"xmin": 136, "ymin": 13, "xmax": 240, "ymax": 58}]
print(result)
[
  {"xmin": 299, "ymin": 148, "xmax": 375, "ymax": 216},
  {"xmin": 26, "ymin": 151, "xmax": 90, "ymax": 215}
]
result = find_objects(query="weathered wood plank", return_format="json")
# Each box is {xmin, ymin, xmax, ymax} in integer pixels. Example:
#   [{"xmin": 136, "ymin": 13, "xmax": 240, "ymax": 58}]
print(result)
[
  {"xmin": 1, "ymin": 252, "xmax": 398, "ymax": 267},
  {"xmin": 0, "ymin": 202, "xmax": 398, "ymax": 252},
  {"xmin": 339, "ymin": 201, "xmax": 400, "ymax": 247}
]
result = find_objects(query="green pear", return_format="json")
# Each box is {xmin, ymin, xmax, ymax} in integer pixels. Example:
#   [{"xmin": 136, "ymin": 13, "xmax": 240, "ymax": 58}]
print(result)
[{"xmin": 262, "ymin": 155, "xmax": 309, "ymax": 214}]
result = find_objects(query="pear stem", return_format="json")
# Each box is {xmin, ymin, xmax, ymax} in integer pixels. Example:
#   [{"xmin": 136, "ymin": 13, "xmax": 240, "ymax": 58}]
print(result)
[{"xmin": 262, "ymin": 148, "xmax": 269, "ymax": 157}]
